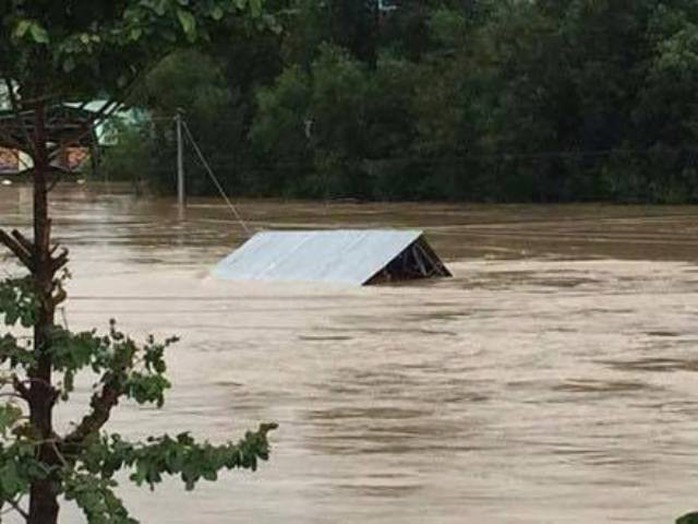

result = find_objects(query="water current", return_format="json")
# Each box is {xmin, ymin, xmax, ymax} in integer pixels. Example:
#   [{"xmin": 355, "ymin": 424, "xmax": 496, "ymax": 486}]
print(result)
[{"xmin": 1, "ymin": 184, "xmax": 698, "ymax": 523}]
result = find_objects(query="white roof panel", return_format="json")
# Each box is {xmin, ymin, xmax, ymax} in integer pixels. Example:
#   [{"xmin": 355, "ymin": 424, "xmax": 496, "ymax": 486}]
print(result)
[{"xmin": 212, "ymin": 229, "xmax": 424, "ymax": 285}]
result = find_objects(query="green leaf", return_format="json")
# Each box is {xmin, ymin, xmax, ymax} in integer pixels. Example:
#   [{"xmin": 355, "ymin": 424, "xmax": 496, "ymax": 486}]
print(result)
[
  {"xmin": 0, "ymin": 277, "xmax": 38, "ymax": 329},
  {"xmin": 211, "ymin": 6, "xmax": 224, "ymax": 21},
  {"xmin": 129, "ymin": 27, "xmax": 143, "ymax": 41},
  {"xmin": 13, "ymin": 19, "xmax": 32, "ymax": 39},
  {"xmin": 0, "ymin": 461, "xmax": 24, "ymax": 496},
  {"xmin": 63, "ymin": 471, "xmax": 138, "ymax": 523},
  {"xmin": 0, "ymin": 404, "xmax": 23, "ymax": 437},
  {"xmin": 29, "ymin": 23, "xmax": 49, "ymax": 44},
  {"xmin": 176, "ymin": 9, "xmax": 197, "ymax": 39},
  {"xmin": 248, "ymin": 0, "xmax": 263, "ymax": 17},
  {"xmin": 152, "ymin": 0, "xmax": 167, "ymax": 16}
]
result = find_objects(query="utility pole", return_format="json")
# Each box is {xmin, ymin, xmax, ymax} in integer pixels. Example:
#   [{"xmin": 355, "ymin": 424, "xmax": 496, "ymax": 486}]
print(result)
[{"xmin": 176, "ymin": 108, "xmax": 185, "ymax": 214}]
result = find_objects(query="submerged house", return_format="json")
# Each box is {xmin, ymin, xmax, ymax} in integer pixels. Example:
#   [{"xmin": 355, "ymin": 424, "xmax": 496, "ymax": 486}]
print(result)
[{"xmin": 212, "ymin": 229, "xmax": 451, "ymax": 286}]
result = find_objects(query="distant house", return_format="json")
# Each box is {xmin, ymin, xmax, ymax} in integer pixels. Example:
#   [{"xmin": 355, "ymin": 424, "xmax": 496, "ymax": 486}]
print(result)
[
  {"xmin": 0, "ymin": 99, "xmax": 147, "ymax": 175},
  {"xmin": 65, "ymin": 101, "xmax": 148, "ymax": 147},
  {"xmin": 0, "ymin": 104, "xmax": 99, "ymax": 174}
]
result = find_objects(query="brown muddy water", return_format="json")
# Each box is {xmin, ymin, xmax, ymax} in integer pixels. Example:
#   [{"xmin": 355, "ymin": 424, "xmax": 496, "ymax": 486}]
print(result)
[{"xmin": 2, "ymin": 184, "xmax": 698, "ymax": 523}]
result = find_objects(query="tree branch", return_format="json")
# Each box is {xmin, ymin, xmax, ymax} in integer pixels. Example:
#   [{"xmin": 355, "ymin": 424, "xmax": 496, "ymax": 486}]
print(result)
[
  {"xmin": 0, "ymin": 229, "xmax": 34, "ymax": 270},
  {"xmin": 0, "ymin": 392, "xmax": 27, "ymax": 402},
  {"xmin": 18, "ymin": 377, "xmax": 58, "ymax": 400},
  {"xmin": 63, "ymin": 374, "xmax": 124, "ymax": 447},
  {"xmin": 12, "ymin": 376, "xmax": 31, "ymax": 402},
  {"xmin": 50, "ymin": 247, "xmax": 69, "ymax": 274},
  {"xmin": 3, "ymin": 495, "xmax": 29, "ymax": 520},
  {"xmin": 51, "ymin": 286, "xmax": 67, "ymax": 308},
  {"xmin": 11, "ymin": 230, "xmax": 34, "ymax": 256}
]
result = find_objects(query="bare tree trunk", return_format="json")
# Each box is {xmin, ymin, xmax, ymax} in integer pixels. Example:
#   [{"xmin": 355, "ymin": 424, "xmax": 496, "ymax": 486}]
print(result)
[{"xmin": 27, "ymin": 103, "xmax": 60, "ymax": 524}]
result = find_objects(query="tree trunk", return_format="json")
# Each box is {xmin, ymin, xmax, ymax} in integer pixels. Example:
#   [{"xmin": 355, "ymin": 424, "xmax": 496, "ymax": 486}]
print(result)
[{"xmin": 27, "ymin": 103, "xmax": 60, "ymax": 524}]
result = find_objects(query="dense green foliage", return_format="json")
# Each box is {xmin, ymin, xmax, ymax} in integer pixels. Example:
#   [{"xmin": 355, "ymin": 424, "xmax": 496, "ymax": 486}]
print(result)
[
  {"xmin": 0, "ymin": 0, "xmax": 266, "ymax": 104},
  {"xmin": 101, "ymin": 0, "xmax": 698, "ymax": 203}
]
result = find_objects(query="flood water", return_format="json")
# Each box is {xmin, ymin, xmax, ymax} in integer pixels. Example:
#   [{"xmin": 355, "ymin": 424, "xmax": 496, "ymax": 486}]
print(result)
[{"xmin": 2, "ymin": 184, "xmax": 698, "ymax": 523}]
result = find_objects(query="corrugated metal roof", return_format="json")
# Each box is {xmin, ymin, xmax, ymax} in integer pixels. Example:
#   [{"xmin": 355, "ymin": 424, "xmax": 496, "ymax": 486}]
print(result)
[{"xmin": 212, "ymin": 229, "xmax": 425, "ymax": 285}]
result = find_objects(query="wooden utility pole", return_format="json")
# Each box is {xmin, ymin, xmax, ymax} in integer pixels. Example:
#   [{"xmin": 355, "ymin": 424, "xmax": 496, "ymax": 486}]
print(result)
[{"xmin": 176, "ymin": 108, "xmax": 185, "ymax": 214}]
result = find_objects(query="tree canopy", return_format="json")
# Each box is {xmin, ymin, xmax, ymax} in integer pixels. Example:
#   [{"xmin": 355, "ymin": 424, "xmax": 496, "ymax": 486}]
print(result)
[
  {"xmin": 101, "ymin": 0, "xmax": 698, "ymax": 203},
  {"xmin": 1, "ymin": 0, "xmax": 264, "ymax": 99}
]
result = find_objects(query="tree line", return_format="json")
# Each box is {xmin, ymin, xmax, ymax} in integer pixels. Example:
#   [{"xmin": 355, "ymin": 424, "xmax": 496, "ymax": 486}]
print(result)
[{"xmin": 102, "ymin": 0, "xmax": 698, "ymax": 203}]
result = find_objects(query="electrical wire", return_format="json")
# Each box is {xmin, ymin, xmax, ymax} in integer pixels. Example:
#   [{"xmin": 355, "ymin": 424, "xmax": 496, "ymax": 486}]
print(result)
[{"xmin": 180, "ymin": 120, "xmax": 252, "ymax": 236}]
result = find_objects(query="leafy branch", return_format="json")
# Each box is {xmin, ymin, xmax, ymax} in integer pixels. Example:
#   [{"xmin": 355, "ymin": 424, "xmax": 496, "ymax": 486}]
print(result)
[{"xmin": 0, "ymin": 273, "xmax": 276, "ymax": 523}]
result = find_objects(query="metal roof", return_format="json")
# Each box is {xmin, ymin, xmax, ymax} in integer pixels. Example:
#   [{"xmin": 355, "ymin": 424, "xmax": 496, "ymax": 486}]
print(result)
[{"xmin": 212, "ymin": 229, "xmax": 428, "ymax": 285}]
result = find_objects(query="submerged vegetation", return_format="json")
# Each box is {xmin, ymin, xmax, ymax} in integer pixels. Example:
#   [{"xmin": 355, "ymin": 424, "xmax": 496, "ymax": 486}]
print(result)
[{"xmin": 101, "ymin": 0, "xmax": 698, "ymax": 203}]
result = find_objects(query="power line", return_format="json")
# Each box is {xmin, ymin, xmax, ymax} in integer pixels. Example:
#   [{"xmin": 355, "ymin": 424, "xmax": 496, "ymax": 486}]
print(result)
[{"xmin": 181, "ymin": 119, "xmax": 252, "ymax": 236}]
